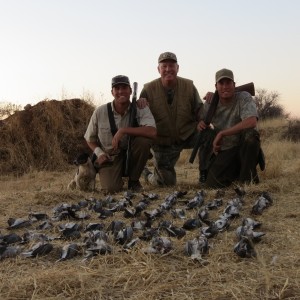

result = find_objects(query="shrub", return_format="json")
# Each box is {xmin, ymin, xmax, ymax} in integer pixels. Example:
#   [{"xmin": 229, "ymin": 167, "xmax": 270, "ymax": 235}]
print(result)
[
  {"xmin": 254, "ymin": 89, "xmax": 288, "ymax": 120},
  {"xmin": 282, "ymin": 119, "xmax": 300, "ymax": 142}
]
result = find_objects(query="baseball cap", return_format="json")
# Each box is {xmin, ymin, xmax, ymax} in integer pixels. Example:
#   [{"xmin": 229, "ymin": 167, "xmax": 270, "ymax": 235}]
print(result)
[
  {"xmin": 158, "ymin": 52, "xmax": 177, "ymax": 63},
  {"xmin": 215, "ymin": 68, "xmax": 234, "ymax": 82},
  {"xmin": 111, "ymin": 75, "xmax": 130, "ymax": 88}
]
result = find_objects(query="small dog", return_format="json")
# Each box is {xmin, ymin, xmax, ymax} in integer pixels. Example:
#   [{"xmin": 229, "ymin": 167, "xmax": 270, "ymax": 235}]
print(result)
[{"xmin": 67, "ymin": 153, "xmax": 97, "ymax": 191}]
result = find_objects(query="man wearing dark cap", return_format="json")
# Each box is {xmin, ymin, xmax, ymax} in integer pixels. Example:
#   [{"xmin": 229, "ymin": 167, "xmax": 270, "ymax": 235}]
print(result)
[
  {"xmin": 84, "ymin": 75, "xmax": 157, "ymax": 193},
  {"xmin": 140, "ymin": 51, "xmax": 203, "ymax": 186},
  {"xmin": 197, "ymin": 68, "xmax": 263, "ymax": 188}
]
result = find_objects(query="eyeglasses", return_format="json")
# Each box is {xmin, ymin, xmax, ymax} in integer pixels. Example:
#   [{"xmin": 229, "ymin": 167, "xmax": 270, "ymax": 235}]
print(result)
[{"xmin": 167, "ymin": 89, "xmax": 174, "ymax": 105}]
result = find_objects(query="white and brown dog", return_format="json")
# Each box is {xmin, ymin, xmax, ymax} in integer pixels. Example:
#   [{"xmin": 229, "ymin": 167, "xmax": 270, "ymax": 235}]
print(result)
[{"xmin": 67, "ymin": 153, "xmax": 97, "ymax": 191}]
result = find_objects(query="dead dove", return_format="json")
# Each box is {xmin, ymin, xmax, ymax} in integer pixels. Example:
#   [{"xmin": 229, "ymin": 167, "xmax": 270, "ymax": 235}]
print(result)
[
  {"xmin": 222, "ymin": 204, "xmax": 240, "ymax": 219},
  {"xmin": 0, "ymin": 245, "xmax": 21, "ymax": 260},
  {"xmin": 123, "ymin": 238, "xmax": 140, "ymax": 251},
  {"xmin": 173, "ymin": 190, "xmax": 188, "ymax": 198},
  {"xmin": 227, "ymin": 197, "xmax": 244, "ymax": 209},
  {"xmin": 36, "ymin": 220, "xmax": 54, "ymax": 230},
  {"xmin": 201, "ymin": 223, "xmax": 219, "ymax": 239},
  {"xmin": 198, "ymin": 207, "xmax": 211, "ymax": 225},
  {"xmin": 109, "ymin": 198, "xmax": 132, "ymax": 212},
  {"xmin": 251, "ymin": 193, "xmax": 272, "ymax": 215},
  {"xmin": 214, "ymin": 217, "xmax": 230, "ymax": 232},
  {"xmin": 58, "ymin": 222, "xmax": 82, "ymax": 240},
  {"xmin": 119, "ymin": 228, "xmax": 136, "ymax": 247},
  {"xmin": 7, "ymin": 218, "xmax": 32, "ymax": 229},
  {"xmin": 171, "ymin": 208, "xmax": 186, "ymax": 219},
  {"xmin": 98, "ymin": 208, "xmax": 114, "ymax": 219},
  {"xmin": 134, "ymin": 201, "xmax": 149, "ymax": 216},
  {"xmin": 159, "ymin": 192, "xmax": 178, "ymax": 210},
  {"xmin": 144, "ymin": 208, "xmax": 165, "ymax": 220},
  {"xmin": 131, "ymin": 220, "xmax": 151, "ymax": 231},
  {"xmin": 28, "ymin": 213, "xmax": 49, "ymax": 222},
  {"xmin": 142, "ymin": 192, "xmax": 159, "ymax": 200},
  {"xmin": 236, "ymin": 225, "xmax": 265, "ymax": 242},
  {"xmin": 0, "ymin": 233, "xmax": 22, "ymax": 245},
  {"xmin": 234, "ymin": 238, "xmax": 256, "ymax": 258},
  {"xmin": 185, "ymin": 235, "xmax": 209, "ymax": 260},
  {"xmin": 242, "ymin": 218, "xmax": 262, "ymax": 229},
  {"xmin": 123, "ymin": 208, "xmax": 136, "ymax": 218},
  {"xmin": 144, "ymin": 237, "xmax": 173, "ymax": 254},
  {"xmin": 21, "ymin": 242, "xmax": 53, "ymax": 257},
  {"xmin": 182, "ymin": 218, "xmax": 202, "ymax": 230},
  {"xmin": 185, "ymin": 191, "xmax": 205, "ymax": 210},
  {"xmin": 107, "ymin": 220, "xmax": 125, "ymax": 234},
  {"xmin": 206, "ymin": 199, "xmax": 223, "ymax": 210},
  {"xmin": 88, "ymin": 199, "xmax": 103, "ymax": 213},
  {"xmin": 234, "ymin": 186, "xmax": 246, "ymax": 198},
  {"xmin": 114, "ymin": 226, "xmax": 134, "ymax": 245},
  {"xmin": 84, "ymin": 239, "xmax": 112, "ymax": 259},
  {"xmin": 261, "ymin": 191, "xmax": 273, "ymax": 204},
  {"xmin": 158, "ymin": 221, "xmax": 186, "ymax": 239},
  {"xmin": 84, "ymin": 223, "xmax": 105, "ymax": 232},
  {"xmin": 57, "ymin": 243, "xmax": 80, "ymax": 262},
  {"xmin": 83, "ymin": 230, "xmax": 109, "ymax": 248},
  {"xmin": 21, "ymin": 232, "xmax": 54, "ymax": 243},
  {"xmin": 139, "ymin": 228, "xmax": 160, "ymax": 241}
]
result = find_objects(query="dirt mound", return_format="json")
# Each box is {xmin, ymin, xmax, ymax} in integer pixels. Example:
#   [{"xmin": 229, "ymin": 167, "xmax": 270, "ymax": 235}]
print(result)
[{"xmin": 0, "ymin": 99, "xmax": 95, "ymax": 174}]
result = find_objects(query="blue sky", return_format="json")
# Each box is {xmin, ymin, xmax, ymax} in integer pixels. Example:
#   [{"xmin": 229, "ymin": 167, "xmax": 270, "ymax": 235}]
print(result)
[{"xmin": 1, "ymin": 0, "xmax": 299, "ymax": 117}]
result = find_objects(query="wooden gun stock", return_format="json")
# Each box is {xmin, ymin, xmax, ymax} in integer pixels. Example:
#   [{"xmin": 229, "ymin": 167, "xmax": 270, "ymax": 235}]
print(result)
[
  {"xmin": 235, "ymin": 82, "xmax": 255, "ymax": 96},
  {"xmin": 189, "ymin": 82, "xmax": 255, "ymax": 164}
]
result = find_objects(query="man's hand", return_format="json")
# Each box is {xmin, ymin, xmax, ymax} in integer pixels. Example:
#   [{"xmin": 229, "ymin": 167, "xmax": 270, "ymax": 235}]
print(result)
[
  {"xmin": 112, "ymin": 128, "xmax": 125, "ymax": 150},
  {"xmin": 213, "ymin": 132, "xmax": 223, "ymax": 154},
  {"xmin": 136, "ymin": 97, "xmax": 149, "ymax": 109},
  {"xmin": 95, "ymin": 153, "xmax": 113, "ymax": 166},
  {"xmin": 197, "ymin": 120, "xmax": 208, "ymax": 131},
  {"xmin": 203, "ymin": 92, "xmax": 214, "ymax": 103}
]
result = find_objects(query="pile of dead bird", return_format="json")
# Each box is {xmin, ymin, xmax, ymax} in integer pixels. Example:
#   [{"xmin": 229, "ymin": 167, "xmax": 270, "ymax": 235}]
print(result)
[{"xmin": 0, "ymin": 188, "xmax": 273, "ymax": 263}]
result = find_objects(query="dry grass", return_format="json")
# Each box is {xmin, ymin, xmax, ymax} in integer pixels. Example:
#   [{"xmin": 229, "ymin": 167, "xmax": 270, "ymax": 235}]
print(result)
[
  {"xmin": 0, "ymin": 105, "xmax": 300, "ymax": 299},
  {"xmin": 0, "ymin": 99, "xmax": 94, "ymax": 174}
]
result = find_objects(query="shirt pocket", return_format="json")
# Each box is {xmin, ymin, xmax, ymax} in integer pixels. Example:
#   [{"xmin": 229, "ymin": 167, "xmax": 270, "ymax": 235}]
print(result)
[{"xmin": 98, "ymin": 126, "xmax": 113, "ymax": 149}]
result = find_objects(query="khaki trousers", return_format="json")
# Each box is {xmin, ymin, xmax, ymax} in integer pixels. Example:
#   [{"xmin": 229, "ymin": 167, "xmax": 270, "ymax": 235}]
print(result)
[{"xmin": 99, "ymin": 136, "xmax": 152, "ymax": 193}]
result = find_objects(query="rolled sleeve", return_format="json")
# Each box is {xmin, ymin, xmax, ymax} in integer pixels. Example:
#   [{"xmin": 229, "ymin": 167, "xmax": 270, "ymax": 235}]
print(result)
[
  {"xmin": 84, "ymin": 110, "xmax": 99, "ymax": 143},
  {"xmin": 137, "ymin": 106, "xmax": 156, "ymax": 128},
  {"xmin": 239, "ymin": 92, "xmax": 258, "ymax": 120}
]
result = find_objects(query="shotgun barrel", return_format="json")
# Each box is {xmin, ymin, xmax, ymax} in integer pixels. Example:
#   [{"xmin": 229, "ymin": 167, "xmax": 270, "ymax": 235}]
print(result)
[{"xmin": 124, "ymin": 82, "xmax": 138, "ymax": 176}]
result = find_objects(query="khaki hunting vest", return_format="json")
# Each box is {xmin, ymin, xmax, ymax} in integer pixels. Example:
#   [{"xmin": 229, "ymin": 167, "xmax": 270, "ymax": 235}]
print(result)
[{"xmin": 143, "ymin": 77, "xmax": 197, "ymax": 145}]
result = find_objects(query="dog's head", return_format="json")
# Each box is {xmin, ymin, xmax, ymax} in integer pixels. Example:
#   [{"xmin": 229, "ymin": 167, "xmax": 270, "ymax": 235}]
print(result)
[{"xmin": 74, "ymin": 153, "xmax": 90, "ymax": 166}]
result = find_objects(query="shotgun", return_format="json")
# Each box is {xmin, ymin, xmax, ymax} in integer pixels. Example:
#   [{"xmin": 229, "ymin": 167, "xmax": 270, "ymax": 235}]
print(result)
[
  {"xmin": 189, "ymin": 82, "xmax": 255, "ymax": 164},
  {"xmin": 124, "ymin": 82, "xmax": 138, "ymax": 176}
]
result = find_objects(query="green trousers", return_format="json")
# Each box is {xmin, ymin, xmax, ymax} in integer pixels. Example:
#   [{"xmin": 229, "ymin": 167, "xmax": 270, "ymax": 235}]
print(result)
[
  {"xmin": 148, "ymin": 131, "xmax": 200, "ymax": 186},
  {"xmin": 199, "ymin": 128, "xmax": 262, "ymax": 188}
]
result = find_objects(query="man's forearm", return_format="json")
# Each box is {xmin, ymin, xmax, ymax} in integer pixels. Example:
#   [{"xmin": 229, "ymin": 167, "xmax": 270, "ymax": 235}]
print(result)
[
  {"xmin": 119, "ymin": 126, "xmax": 157, "ymax": 139},
  {"xmin": 86, "ymin": 141, "xmax": 104, "ymax": 157},
  {"xmin": 218, "ymin": 117, "xmax": 257, "ymax": 137}
]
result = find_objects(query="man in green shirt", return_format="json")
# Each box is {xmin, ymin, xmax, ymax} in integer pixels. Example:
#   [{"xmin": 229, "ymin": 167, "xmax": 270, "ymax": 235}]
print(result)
[{"xmin": 197, "ymin": 68, "xmax": 264, "ymax": 188}]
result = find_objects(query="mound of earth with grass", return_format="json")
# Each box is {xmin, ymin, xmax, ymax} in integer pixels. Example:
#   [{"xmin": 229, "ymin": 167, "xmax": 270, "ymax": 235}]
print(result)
[{"xmin": 0, "ymin": 99, "xmax": 95, "ymax": 174}]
